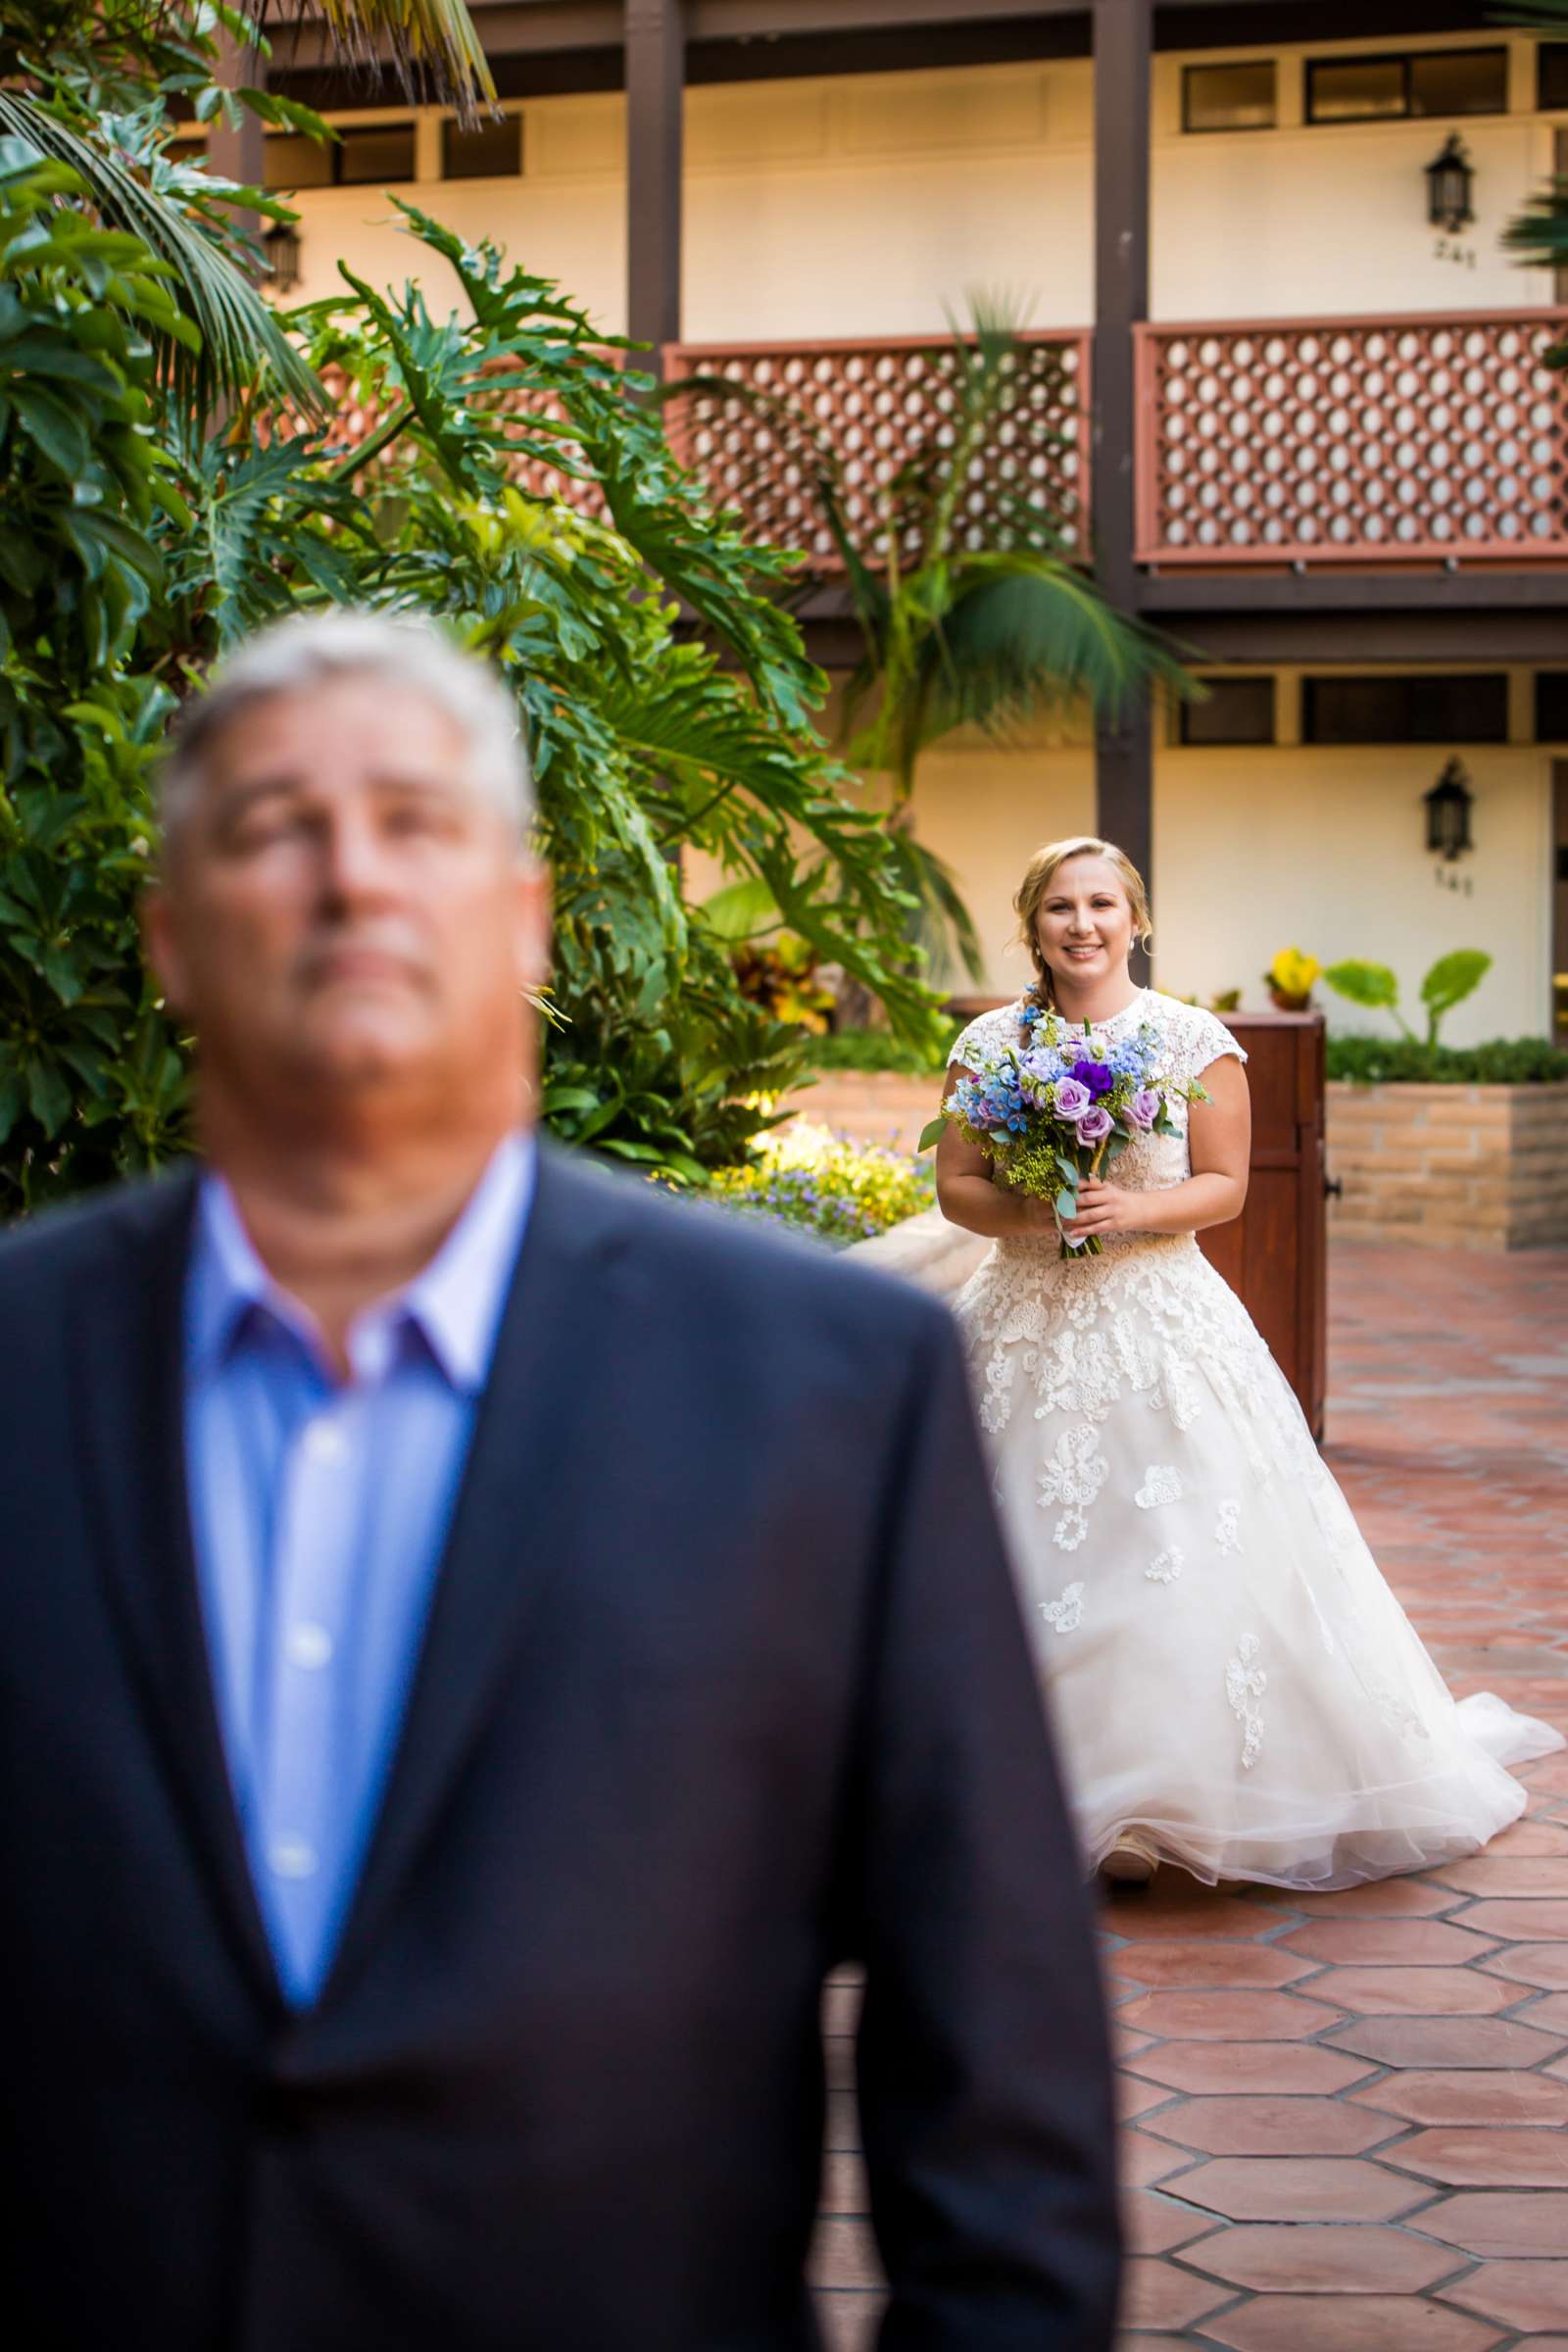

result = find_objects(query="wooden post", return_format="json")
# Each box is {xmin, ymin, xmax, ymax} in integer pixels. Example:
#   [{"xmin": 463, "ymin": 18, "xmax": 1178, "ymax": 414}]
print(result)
[
  {"xmin": 207, "ymin": 32, "xmax": 267, "ymax": 252},
  {"xmin": 1092, "ymin": 0, "xmax": 1153, "ymax": 958},
  {"xmin": 625, "ymin": 0, "xmax": 684, "ymax": 363}
]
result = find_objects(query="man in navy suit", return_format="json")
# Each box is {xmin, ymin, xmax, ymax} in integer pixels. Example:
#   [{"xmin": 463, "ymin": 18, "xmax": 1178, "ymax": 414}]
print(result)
[{"xmin": 0, "ymin": 612, "xmax": 1117, "ymax": 2350}]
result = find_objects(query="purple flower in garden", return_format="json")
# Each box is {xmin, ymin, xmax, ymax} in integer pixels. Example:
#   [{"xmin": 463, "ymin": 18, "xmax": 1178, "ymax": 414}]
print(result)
[
  {"xmin": 1054, "ymin": 1076, "xmax": 1091, "ymax": 1120},
  {"xmin": 1127, "ymin": 1088, "xmax": 1161, "ymax": 1129},
  {"xmin": 1070, "ymin": 1056, "xmax": 1115, "ymax": 1101},
  {"xmin": 1076, "ymin": 1103, "xmax": 1113, "ymax": 1145}
]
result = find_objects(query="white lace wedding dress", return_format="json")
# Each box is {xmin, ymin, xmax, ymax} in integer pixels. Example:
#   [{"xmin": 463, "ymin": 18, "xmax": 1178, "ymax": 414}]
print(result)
[{"xmin": 949, "ymin": 988, "xmax": 1564, "ymax": 1889}]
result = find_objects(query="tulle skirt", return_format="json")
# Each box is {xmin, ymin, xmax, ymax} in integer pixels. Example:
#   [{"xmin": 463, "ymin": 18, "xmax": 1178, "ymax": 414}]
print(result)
[{"xmin": 953, "ymin": 1231, "xmax": 1564, "ymax": 1888}]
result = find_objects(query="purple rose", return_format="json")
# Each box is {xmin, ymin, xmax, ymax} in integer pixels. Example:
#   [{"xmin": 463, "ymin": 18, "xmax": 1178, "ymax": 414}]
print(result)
[
  {"xmin": 1076, "ymin": 1103, "xmax": 1113, "ymax": 1145},
  {"xmin": 1054, "ymin": 1076, "xmax": 1091, "ymax": 1120},
  {"xmin": 1127, "ymin": 1088, "xmax": 1161, "ymax": 1130},
  {"xmin": 1070, "ymin": 1056, "xmax": 1115, "ymax": 1100}
]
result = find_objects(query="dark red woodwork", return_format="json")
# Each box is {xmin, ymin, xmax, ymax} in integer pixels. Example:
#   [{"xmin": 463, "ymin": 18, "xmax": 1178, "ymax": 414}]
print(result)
[{"xmin": 1197, "ymin": 1011, "xmax": 1328, "ymax": 1441}]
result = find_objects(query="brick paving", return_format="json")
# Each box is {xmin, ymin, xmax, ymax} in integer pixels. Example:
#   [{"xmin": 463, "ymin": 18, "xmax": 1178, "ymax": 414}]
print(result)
[{"xmin": 813, "ymin": 1241, "xmax": 1568, "ymax": 2350}]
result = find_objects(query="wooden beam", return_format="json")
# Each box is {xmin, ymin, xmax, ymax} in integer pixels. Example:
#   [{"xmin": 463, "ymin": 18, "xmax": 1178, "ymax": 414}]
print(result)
[
  {"xmin": 1140, "ymin": 572, "xmax": 1568, "ymax": 616},
  {"xmin": 1092, "ymin": 0, "xmax": 1153, "ymax": 934},
  {"xmin": 626, "ymin": 0, "xmax": 684, "ymax": 355},
  {"xmin": 207, "ymin": 33, "xmax": 267, "ymax": 253}
]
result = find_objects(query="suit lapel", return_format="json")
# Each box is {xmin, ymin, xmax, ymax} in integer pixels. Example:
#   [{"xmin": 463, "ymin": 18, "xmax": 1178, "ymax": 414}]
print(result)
[
  {"xmin": 321, "ymin": 1143, "xmax": 630, "ymax": 2006},
  {"xmin": 70, "ymin": 1170, "xmax": 283, "ymax": 2011}
]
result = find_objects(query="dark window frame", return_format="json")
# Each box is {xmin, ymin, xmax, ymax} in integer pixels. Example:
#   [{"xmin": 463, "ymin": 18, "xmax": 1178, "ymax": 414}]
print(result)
[
  {"xmin": 1301, "ymin": 672, "xmax": 1510, "ymax": 747},
  {"xmin": 1181, "ymin": 59, "xmax": 1279, "ymax": 136},
  {"xmin": 1178, "ymin": 675, "xmax": 1278, "ymax": 747},
  {"xmin": 1304, "ymin": 45, "xmax": 1509, "ymax": 127},
  {"xmin": 1540, "ymin": 42, "xmax": 1568, "ymax": 112},
  {"xmin": 441, "ymin": 111, "xmax": 523, "ymax": 179},
  {"xmin": 1535, "ymin": 671, "xmax": 1568, "ymax": 741},
  {"xmin": 265, "ymin": 120, "xmax": 417, "ymax": 191}
]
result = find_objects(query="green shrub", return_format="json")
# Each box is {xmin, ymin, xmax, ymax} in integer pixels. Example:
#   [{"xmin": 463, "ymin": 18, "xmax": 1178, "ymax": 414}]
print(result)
[
  {"xmin": 708, "ymin": 1122, "xmax": 933, "ymax": 1244},
  {"xmin": 808, "ymin": 1026, "xmax": 959, "ymax": 1077},
  {"xmin": 1327, "ymin": 1036, "xmax": 1568, "ymax": 1086}
]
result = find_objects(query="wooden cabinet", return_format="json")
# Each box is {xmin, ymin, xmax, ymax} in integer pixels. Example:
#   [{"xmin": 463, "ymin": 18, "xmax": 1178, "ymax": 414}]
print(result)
[{"xmin": 1197, "ymin": 1012, "xmax": 1328, "ymax": 1441}]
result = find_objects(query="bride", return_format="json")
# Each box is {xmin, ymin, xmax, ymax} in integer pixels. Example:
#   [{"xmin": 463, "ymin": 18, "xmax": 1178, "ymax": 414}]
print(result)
[{"xmin": 936, "ymin": 834, "xmax": 1563, "ymax": 1889}]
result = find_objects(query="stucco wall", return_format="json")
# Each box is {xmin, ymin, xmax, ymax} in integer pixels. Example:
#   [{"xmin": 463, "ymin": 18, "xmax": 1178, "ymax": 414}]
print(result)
[{"xmin": 275, "ymin": 33, "xmax": 1562, "ymax": 334}]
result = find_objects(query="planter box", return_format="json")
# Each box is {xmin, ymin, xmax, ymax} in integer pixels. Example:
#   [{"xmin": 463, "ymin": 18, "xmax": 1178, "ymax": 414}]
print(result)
[{"xmin": 1326, "ymin": 1081, "xmax": 1568, "ymax": 1251}]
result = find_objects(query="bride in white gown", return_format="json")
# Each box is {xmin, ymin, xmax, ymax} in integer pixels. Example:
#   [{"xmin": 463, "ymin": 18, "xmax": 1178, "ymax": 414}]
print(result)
[{"xmin": 936, "ymin": 835, "xmax": 1563, "ymax": 1890}]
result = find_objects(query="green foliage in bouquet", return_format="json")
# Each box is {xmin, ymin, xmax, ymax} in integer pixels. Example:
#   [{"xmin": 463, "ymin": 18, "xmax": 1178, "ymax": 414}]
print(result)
[
  {"xmin": 1, "ymin": 18, "xmax": 943, "ymax": 1215},
  {"xmin": 1326, "ymin": 1036, "xmax": 1568, "ymax": 1086},
  {"xmin": 1323, "ymin": 951, "xmax": 1493, "ymax": 1048}
]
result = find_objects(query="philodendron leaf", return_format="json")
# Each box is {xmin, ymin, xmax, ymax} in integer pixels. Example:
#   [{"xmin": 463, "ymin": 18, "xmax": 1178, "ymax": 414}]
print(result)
[
  {"xmin": 1420, "ymin": 950, "xmax": 1492, "ymax": 1015},
  {"xmin": 1323, "ymin": 958, "xmax": 1400, "ymax": 1011}
]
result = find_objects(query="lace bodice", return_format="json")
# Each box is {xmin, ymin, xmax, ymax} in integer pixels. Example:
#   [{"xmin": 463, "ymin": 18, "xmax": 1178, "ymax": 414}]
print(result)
[{"xmin": 947, "ymin": 990, "xmax": 1247, "ymax": 1219}]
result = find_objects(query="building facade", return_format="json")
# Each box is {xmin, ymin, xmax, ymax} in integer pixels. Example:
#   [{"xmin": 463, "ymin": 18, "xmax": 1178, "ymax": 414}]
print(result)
[{"xmin": 230, "ymin": 1, "xmax": 1568, "ymax": 1045}]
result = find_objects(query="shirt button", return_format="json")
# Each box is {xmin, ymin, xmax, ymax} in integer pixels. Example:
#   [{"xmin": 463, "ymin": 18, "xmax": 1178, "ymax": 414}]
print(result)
[
  {"xmin": 285, "ymin": 1622, "xmax": 333, "ymax": 1671},
  {"xmin": 269, "ymin": 1837, "xmax": 318, "ymax": 1881},
  {"xmin": 302, "ymin": 1418, "xmax": 345, "ymax": 1463}
]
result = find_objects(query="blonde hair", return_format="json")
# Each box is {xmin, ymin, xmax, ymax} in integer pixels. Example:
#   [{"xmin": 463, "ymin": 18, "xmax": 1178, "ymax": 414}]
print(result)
[{"xmin": 1014, "ymin": 835, "xmax": 1152, "ymax": 1004}]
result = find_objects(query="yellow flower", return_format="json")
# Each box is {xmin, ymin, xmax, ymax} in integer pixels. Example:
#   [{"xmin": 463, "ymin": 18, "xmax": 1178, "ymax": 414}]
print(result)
[{"xmin": 1269, "ymin": 948, "xmax": 1321, "ymax": 1000}]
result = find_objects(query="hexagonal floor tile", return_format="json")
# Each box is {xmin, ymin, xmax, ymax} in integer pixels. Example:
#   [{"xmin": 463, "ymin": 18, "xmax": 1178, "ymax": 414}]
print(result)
[
  {"xmin": 1324, "ymin": 2017, "xmax": 1567, "ymax": 2070},
  {"xmin": 1116, "ymin": 1989, "xmax": 1345, "ymax": 2041},
  {"xmin": 1120, "ymin": 2189, "xmax": 1223, "ymax": 2256},
  {"xmin": 1243, "ymin": 1880, "xmax": 1460, "ymax": 1920},
  {"xmin": 1450, "ymin": 1898, "xmax": 1568, "ymax": 1939},
  {"xmin": 1183, "ymin": 2223, "xmax": 1464, "ymax": 2294},
  {"xmin": 1125, "ymin": 2040, "xmax": 1375, "ymax": 2096},
  {"xmin": 1173, "ymin": 2156, "xmax": 1432, "ymax": 2224},
  {"xmin": 1519, "ymin": 1990, "xmax": 1568, "ymax": 2034},
  {"xmin": 1115, "ymin": 2256, "xmax": 1236, "ymax": 2331},
  {"xmin": 1427, "ymin": 1857, "xmax": 1568, "ymax": 1896},
  {"xmin": 1276, "ymin": 1919, "xmax": 1497, "ymax": 1967},
  {"xmin": 1417, "ymin": 2189, "xmax": 1568, "ymax": 2256},
  {"xmin": 1439, "ymin": 2260, "xmax": 1568, "ymax": 2332},
  {"xmin": 1348, "ymin": 2068, "xmax": 1568, "ymax": 2127},
  {"xmin": 1107, "ymin": 1941, "xmax": 1319, "ymax": 1990},
  {"xmin": 1200, "ymin": 2294, "xmax": 1505, "ymax": 2352},
  {"xmin": 1478, "ymin": 1940, "xmax": 1568, "ymax": 1989},
  {"xmin": 1118, "ymin": 2128, "xmax": 1198, "ymax": 2188},
  {"xmin": 1381, "ymin": 2125, "xmax": 1568, "ymax": 2187},
  {"xmin": 1142, "ymin": 2095, "xmax": 1400, "ymax": 2158},
  {"xmin": 1303, "ymin": 1966, "xmax": 1516, "ymax": 2018},
  {"xmin": 1102, "ymin": 1890, "xmax": 1290, "ymax": 1941}
]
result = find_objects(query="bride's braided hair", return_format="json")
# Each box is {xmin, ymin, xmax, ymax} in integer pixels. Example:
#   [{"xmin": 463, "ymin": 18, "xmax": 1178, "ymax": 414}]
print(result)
[{"xmin": 1014, "ymin": 836, "xmax": 1152, "ymax": 1012}]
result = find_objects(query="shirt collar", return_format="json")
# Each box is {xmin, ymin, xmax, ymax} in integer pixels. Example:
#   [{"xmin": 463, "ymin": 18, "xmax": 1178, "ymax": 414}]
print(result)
[{"xmin": 186, "ymin": 1132, "xmax": 535, "ymax": 1396}]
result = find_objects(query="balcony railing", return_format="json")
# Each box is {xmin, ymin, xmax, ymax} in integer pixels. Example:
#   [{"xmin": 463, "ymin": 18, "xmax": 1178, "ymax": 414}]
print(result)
[
  {"xmin": 662, "ymin": 331, "xmax": 1093, "ymax": 570},
  {"xmin": 1135, "ymin": 309, "xmax": 1568, "ymax": 568}
]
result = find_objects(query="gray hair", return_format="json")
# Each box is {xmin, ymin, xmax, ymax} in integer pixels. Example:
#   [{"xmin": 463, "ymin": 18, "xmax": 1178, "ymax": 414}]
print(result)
[{"xmin": 159, "ymin": 609, "xmax": 534, "ymax": 843}]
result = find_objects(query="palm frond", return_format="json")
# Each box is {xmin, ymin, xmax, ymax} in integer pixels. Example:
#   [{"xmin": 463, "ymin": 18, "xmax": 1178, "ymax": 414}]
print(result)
[
  {"xmin": 0, "ymin": 90, "xmax": 323, "ymax": 419},
  {"xmin": 266, "ymin": 0, "xmax": 496, "ymax": 124}
]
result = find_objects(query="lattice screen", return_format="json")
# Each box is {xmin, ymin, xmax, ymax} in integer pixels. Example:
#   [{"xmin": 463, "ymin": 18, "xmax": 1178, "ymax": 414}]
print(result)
[
  {"xmin": 296, "ymin": 360, "xmax": 614, "ymax": 516},
  {"xmin": 1137, "ymin": 313, "xmax": 1568, "ymax": 565},
  {"xmin": 663, "ymin": 334, "xmax": 1092, "ymax": 570}
]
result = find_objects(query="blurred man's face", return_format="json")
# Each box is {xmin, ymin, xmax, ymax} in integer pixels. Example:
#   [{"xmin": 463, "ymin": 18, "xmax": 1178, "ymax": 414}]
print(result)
[{"xmin": 144, "ymin": 676, "xmax": 548, "ymax": 1118}]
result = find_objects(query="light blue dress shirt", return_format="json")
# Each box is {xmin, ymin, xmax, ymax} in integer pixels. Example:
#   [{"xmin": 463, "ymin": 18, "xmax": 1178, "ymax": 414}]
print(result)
[{"xmin": 183, "ymin": 1135, "xmax": 534, "ymax": 2008}]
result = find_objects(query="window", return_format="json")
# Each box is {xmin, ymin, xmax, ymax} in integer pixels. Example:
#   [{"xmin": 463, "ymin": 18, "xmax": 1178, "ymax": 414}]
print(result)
[
  {"xmin": 264, "ymin": 132, "xmax": 335, "ymax": 190},
  {"xmin": 265, "ymin": 122, "xmax": 416, "ymax": 191},
  {"xmin": 1302, "ymin": 673, "xmax": 1508, "ymax": 746},
  {"xmin": 1536, "ymin": 672, "xmax": 1568, "ymax": 740},
  {"xmin": 1306, "ymin": 47, "xmax": 1507, "ymax": 125},
  {"xmin": 443, "ymin": 113, "xmax": 522, "ymax": 178},
  {"xmin": 1179, "ymin": 677, "xmax": 1276, "ymax": 746},
  {"xmin": 1183, "ymin": 62, "xmax": 1276, "ymax": 134},
  {"xmin": 1540, "ymin": 43, "xmax": 1568, "ymax": 111},
  {"xmin": 336, "ymin": 122, "xmax": 416, "ymax": 184}
]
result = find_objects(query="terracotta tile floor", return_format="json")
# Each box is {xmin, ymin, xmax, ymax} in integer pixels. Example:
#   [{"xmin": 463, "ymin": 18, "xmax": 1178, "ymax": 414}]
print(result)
[{"xmin": 814, "ymin": 1241, "xmax": 1568, "ymax": 2351}]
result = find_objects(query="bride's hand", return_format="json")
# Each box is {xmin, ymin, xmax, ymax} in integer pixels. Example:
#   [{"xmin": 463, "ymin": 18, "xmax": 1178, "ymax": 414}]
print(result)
[{"xmin": 1064, "ymin": 1181, "xmax": 1145, "ymax": 1243}]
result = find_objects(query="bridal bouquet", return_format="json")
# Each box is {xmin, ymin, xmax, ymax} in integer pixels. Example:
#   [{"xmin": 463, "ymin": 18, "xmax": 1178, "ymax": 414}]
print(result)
[{"xmin": 920, "ymin": 1004, "xmax": 1204, "ymax": 1256}]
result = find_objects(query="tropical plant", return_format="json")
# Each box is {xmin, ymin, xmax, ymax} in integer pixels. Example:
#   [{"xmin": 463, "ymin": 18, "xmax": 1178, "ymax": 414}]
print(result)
[
  {"xmin": 1323, "ymin": 950, "xmax": 1493, "ymax": 1047},
  {"xmin": 662, "ymin": 299, "xmax": 1192, "ymax": 981},
  {"xmin": 1, "ymin": 138, "xmax": 940, "ymax": 1210}
]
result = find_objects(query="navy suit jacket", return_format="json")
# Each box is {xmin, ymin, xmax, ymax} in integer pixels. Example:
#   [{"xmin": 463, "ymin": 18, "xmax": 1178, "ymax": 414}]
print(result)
[{"xmin": 0, "ymin": 1142, "xmax": 1118, "ymax": 2351}]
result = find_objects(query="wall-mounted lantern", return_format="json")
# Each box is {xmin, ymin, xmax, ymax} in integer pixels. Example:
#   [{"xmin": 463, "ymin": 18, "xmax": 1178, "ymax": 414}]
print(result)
[
  {"xmin": 1425, "ymin": 757, "xmax": 1475, "ymax": 860},
  {"xmin": 1425, "ymin": 132, "xmax": 1475, "ymax": 234},
  {"xmin": 263, "ymin": 221, "xmax": 301, "ymax": 294}
]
